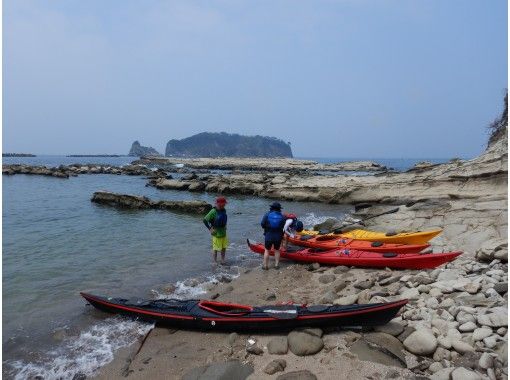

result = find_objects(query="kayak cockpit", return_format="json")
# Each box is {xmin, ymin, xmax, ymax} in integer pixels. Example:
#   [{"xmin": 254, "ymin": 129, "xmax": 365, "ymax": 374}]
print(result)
[{"xmin": 198, "ymin": 300, "xmax": 253, "ymax": 316}]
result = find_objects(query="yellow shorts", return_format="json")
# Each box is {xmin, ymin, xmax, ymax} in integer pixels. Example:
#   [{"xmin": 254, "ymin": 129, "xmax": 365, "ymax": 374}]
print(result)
[{"xmin": 212, "ymin": 236, "xmax": 228, "ymax": 251}]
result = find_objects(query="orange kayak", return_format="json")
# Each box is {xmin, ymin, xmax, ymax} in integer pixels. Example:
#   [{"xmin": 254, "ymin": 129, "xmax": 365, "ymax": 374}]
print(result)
[{"xmin": 288, "ymin": 234, "xmax": 429, "ymax": 253}]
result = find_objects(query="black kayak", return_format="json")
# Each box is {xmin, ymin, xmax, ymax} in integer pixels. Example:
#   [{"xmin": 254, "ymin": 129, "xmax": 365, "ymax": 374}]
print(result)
[{"xmin": 81, "ymin": 292, "xmax": 407, "ymax": 331}]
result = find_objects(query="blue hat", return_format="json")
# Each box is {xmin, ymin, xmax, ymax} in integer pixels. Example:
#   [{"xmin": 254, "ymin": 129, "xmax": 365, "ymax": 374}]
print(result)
[{"xmin": 270, "ymin": 202, "xmax": 282, "ymax": 210}]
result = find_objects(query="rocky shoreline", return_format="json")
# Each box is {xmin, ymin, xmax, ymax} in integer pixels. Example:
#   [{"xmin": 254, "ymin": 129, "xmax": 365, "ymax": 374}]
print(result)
[
  {"xmin": 91, "ymin": 130, "xmax": 507, "ymax": 379},
  {"xmin": 94, "ymin": 251, "xmax": 507, "ymax": 380},
  {"xmin": 2, "ymin": 163, "xmax": 166, "ymax": 178},
  {"xmin": 133, "ymin": 156, "xmax": 389, "ymax": 173}
]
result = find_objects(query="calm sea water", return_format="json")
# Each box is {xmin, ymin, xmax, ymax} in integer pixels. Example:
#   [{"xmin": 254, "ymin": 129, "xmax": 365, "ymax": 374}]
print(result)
[{"xmin": 3, "ymin": 156, "xmax": 354, "ymax": 379}]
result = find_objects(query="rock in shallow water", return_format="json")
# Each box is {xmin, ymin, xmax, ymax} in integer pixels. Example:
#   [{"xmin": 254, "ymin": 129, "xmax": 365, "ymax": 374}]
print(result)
[{"xmin": 91, "ymin": 191, "xmax": 212, "ymax": 213}]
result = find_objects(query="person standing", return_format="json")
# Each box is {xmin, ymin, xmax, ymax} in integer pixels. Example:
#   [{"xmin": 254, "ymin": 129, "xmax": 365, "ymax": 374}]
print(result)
[
  {"xmin": 203, "ymin": 197, "xmax": 228, "ymax": 264},
  {"xmin": 260, "ymin": 202, "xmax": 285, "ymax": 270}
]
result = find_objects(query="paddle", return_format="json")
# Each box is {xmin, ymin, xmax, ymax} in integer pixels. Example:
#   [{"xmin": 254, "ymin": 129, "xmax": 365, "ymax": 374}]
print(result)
[{"xmin": 331, "ymin": 207, "xmax": 400, "ymax": 234}]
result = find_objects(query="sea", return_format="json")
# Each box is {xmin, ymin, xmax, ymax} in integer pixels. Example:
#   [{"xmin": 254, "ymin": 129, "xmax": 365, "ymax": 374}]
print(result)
[{"xmin": 2, "ymin": 155, "xmax": 449, "ymax": 379}]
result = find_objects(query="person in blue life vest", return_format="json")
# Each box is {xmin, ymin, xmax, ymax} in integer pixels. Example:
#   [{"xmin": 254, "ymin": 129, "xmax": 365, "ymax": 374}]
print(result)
[
  {"xmin": 203, "ymin": 196, "xmax": 228, "ymax": 264},
  {"xmin": 260, "ymin": 202, "xmax": 286, "ymax": 270},
  {"xmin": 282, "ymin": 213, "xmax": 304, "ymax": 249}
]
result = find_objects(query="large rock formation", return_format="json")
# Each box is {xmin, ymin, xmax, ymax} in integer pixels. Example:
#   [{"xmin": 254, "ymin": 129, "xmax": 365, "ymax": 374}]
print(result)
[
  {"xmin": 165, "ymin": 132, "xmax": 293, "ymax": 158},
  {"xmin": 128, "ymin": 141, "xmax": 160, "ymax": 157},
  {"xmin": 91, "ymin": 191, "xmax": 212, "ymax": 214}
]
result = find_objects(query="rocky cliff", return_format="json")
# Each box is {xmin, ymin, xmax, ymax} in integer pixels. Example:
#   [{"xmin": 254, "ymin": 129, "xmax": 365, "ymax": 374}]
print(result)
[
  {"xmin": 128, "ymin": 141, "xmax": 160, "ymax": 157},
  {"xmin": 165, "ymin": 132, "xmax": 293, "ymax": 158}
]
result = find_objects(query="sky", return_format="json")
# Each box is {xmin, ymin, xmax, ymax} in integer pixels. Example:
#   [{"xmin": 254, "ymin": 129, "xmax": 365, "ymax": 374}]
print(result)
[{"xmin": 3, "ymin": 0, "xmax": 508, "ymax": 158}]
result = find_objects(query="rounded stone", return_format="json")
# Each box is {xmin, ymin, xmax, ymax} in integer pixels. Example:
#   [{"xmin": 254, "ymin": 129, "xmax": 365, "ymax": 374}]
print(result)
[
  {"xmin": 287, "ymin": 331, "xmax": 324, "ymax": 356},
  {"xmin": 403, "ymin": 328, "xmax": 437, "ymax": 356}
]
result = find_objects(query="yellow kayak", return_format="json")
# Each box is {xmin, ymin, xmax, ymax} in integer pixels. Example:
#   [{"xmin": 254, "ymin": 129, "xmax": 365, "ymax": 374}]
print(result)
[{"xmin": 300, "ymin": 229, "xmax": 442, "ymax": 245}]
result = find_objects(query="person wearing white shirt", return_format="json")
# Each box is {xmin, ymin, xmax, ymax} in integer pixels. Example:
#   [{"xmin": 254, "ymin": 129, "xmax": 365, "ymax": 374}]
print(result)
[{"xmin": 282, "ymin": 213, "xmax": 304, "ymax": 249}]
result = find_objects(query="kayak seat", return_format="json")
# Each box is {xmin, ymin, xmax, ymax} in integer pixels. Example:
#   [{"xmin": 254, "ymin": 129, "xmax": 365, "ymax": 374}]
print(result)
[
  {"xmin": 371, "ymin": 241, "xmax": 384, "ymax": 247},
  {"xmin": 315, "ymin": 235, "xmax": 337, "ymax": 242},
  {"xmin": 199, "ymin": 300, "xmax": 253, "ymax": 316}
]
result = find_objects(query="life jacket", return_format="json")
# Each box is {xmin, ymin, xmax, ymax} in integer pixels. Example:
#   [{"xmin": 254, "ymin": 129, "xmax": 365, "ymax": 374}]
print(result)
[
  {"xmin": 212, "ymin": 208, "xmax": 227, "ymax": 228},
  {"xmin": 266, "ymin": 211, "xmax": 284, "ymax": 231}
]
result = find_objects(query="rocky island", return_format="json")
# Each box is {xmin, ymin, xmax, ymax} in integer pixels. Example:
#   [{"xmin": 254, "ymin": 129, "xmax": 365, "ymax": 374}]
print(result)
[
  {"xmin": 165, "ymin": 132, "xmax": 293, "ymax": 158},
  {"xmin": 2, "ymin": 153, "xmax": 36, "ymax": 157},
  {"xmin": 128, "ymin": 141, "xmax": 161, "ymax": 157}
]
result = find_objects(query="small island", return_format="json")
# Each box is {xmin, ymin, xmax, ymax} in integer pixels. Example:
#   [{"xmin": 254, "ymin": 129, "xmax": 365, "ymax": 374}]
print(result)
[
  {"xmin": 66, "ymin": 154, "xmax": 125, "ymax": 157},
  {"xmin": 165, "ymin": 132, "xmax": 293, "ymax": 158},
  {"xmin": 128, "ymin": 141, "xmax": 161, "ymax": 157},
  {"xmin": 3, "ymin": 153, "xmax": 36, "ymax": 157}
]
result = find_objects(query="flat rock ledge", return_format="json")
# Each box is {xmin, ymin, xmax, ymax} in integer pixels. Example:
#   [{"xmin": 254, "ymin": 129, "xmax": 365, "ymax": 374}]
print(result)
[
  {"xmin": 3, "ymin": 164, "xmax": 165, "ymax": 178},
  {"xmin": 91, "ymin": 191, "xmax": 212, "ymax": 214},
  {"xmin": 133, "ymin": 156, "xmax": 388, "ymax": 173}
]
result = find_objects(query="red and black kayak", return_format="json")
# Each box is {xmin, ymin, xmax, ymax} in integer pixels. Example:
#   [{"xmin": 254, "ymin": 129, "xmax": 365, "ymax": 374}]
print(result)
[
  {"xmin": 248, "ymin": 240, "xmax": 461, "ymax": 270},
  {"xmin": 81, "ymin": 292, "xmax": 407, "ymax": 331},
  {"xmin": 288, "ymin": 234, "xmax": 429, "ymax": 253}
]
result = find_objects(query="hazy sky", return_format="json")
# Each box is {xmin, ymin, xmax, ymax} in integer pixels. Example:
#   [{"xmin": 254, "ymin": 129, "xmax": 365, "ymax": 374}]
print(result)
[{"xmin": 4, "ymin": 0, "xmax": 508, "ymax": 158}]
